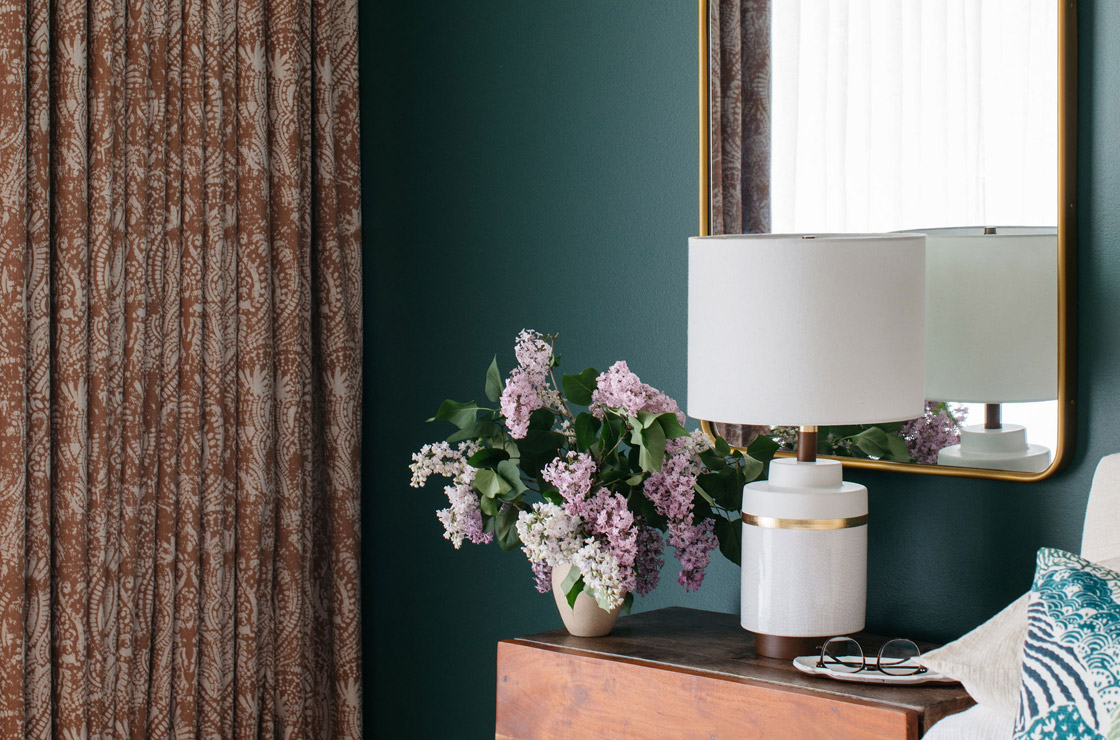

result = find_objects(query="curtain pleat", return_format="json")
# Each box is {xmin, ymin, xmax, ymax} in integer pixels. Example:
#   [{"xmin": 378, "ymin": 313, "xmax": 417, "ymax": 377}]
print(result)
[{"xmin": 0, "ymin": 0, "xmax": 363, "ymax": 736}]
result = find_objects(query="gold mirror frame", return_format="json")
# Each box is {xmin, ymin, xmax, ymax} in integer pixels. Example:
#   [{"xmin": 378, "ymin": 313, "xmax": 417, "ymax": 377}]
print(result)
[{"xmin": 696, "ymin": 0, "xmax": 1078, "ymax": 481}]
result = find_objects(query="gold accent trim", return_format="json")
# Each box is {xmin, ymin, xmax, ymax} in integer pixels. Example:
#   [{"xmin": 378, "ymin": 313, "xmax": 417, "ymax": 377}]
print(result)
[
  {"xmin": 697, "ymin": 0, "xmax": 1078, "ymax": 482},
  {"xmin": 742, "ymin": 513, "xmax": 869, "ymax": 531}
]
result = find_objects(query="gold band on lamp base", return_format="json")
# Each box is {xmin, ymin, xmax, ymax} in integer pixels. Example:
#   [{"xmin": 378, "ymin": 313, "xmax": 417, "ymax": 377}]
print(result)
[{"xmin": 742, "ymin": 513, "xmax": 869, "ymax": 531}]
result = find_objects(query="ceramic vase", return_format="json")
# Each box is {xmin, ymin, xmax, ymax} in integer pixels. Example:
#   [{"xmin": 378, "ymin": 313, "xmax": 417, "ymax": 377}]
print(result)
[{"xmin": 550, "ymin": 563, "xmax": 622, "ymax": 637}]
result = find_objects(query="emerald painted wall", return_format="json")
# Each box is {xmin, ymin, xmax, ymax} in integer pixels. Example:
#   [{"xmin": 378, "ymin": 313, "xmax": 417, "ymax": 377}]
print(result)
[{"xmin": 363, "ymin": 2, "xmax": 1116, "ymax": 737}]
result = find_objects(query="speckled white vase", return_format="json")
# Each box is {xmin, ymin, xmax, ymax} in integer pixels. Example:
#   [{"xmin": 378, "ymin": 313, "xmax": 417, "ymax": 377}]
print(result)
[{"xmin": 551, "ymin": 563, "xmax": 623, "ymax": 637}]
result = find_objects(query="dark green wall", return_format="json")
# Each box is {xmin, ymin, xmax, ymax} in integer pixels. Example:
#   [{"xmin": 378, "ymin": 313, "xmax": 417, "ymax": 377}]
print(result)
[{"xmin": 363, "ymin": 2, "xmax": 1117, "ymax": 737}]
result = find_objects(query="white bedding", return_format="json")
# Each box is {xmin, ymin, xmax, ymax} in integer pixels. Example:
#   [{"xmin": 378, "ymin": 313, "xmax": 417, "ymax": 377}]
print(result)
[{"xmin": 924, "ymin": 705, "xmax": 1013, "ymax": 740}]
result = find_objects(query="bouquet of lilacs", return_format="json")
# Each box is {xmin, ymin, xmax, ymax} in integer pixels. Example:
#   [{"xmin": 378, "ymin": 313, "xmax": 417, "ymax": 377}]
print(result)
[{"xmin": 409, "ymin": 330, "xmax": 776, "ymax": 612}]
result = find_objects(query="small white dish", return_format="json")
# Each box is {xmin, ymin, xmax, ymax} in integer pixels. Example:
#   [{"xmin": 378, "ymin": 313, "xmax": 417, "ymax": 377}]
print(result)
[{"xmin": 792, "ymin": 655, "xmax": 960, "ymax": 685}]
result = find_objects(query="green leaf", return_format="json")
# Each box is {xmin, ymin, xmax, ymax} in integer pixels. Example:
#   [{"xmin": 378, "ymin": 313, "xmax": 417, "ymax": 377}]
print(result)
[
  {"xmin": 429, "ymin": 399, "xmax": 484, "ymax": 430},
  {"xmin": 714, "ymin": 516, "xmax": 742, "ymax": 566},
  {"xmin": 446, "ymin": 420, "xmax": 500, "ymax": 444},
  {"xmin": 484, "ymin": 356, "xmax": 504, "ymax": 403},
  {"xmin": 699, "ymin": 448, "xmax": 727, "ymax": 471},
  {"xmin": 467, "ymin": 447, "xmax": 510, "ymax": 469},
  {"xmin": 573, "ymin": 412, "xmax": 601, "ymax": 453},
  {"xmin": 599, "ymin": 415, "xmax": 623, "ymax": 455},
  {"xmin": 561, "ymin": 368, "xmax": 599, "ymax": 407},
  {"xmin": 634, "ymin": 411, "xmax": 661, "ymax": 429},
  {"xmin": 620, "ymin": 592, "xmax": 634, "ymax": 616},
  {"xmin": 541, "ymin": 487, "xmax": 565, "ymax": 506},
  {"xmin": 848, "ymin": 427, "xmax": 895, "ymax": 460},
  {"xmin": 693, "ymin": 479, "xmax": 716, "ymax": 507},
  {"xmin": 496, "ymin": 459, "xmax": 529, "ymax": 496},
  {"xmin": 516, "ymin": 429, "xmax": 566, "ymax": 479},
  {"xmin": 693, "ymin": 494, "xmax": 714, "ymax": 523},
  {"xmin": 884, "ymin": 433, "xmax": 912, "ymax": 463},
  {"xmin": 637, "ymin": 422, "xmax": 667, "ymax": 473},
  {"xmin": 495, "ymin": 504, "xmax": 522, "ymax": 551},
  {"xmin": 473, "ymin": 468, "xmax": 511, "ymax": 499},
  {"xmin": 737, "ymin": 454, "xmax": 764, "ymax": 484},
  {"xmin": 528, "ymin": 407, "xmax": 555, "ymax": 431},
  {"xmin": 480, "ymin": 494, "xmax": 500, "ymax": 516},
  {"xmin": 746, "ymin": 433, "xmax": 779, "ymax": 465},
  {"xmin": 714, "ymin": 434, "xmax": 731, "ymax": 457},
  {"xmin": 624, "ymin": 473, "xmax": 645, "ymax": 486},
  {"xmin": 561, "ymin": 567, "xmax": 584, "ymax": 609},
  {"xmin": 655, "ymin": 413, "xmax": 690, "ymax": 441}
]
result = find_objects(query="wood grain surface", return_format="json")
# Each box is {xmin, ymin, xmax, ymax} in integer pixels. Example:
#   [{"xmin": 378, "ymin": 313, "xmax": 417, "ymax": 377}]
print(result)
[{"xmin": 495, "ymin": 607, "xmax": 974, "ymax": 740}]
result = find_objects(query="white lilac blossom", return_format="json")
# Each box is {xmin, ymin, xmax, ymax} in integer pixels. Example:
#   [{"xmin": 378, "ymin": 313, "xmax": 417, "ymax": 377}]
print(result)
[
  {"xmin": 666, "ymin": 429, "xmax": 714, "ymax": 474},
  {"xmin": 590, "ymin": 361, "xmax": 685, "ymax": 425},
  {"xmin": 409, "ymin": 441, "xmax": 491, "ymax": 548},
  {"xmin": 516, "ymin": 503, "xmax": 584, "ymax": 592},
  {"xmin": 408, "ymin": 440, "xmax": 480, "ymax": 488},
  {"xmin": 571, "ymin": 538, "xmax": 628, "ymax": 611},
  {"xmin": 435, "ymin": 484, "xmax": 492, "ymax": 549}
]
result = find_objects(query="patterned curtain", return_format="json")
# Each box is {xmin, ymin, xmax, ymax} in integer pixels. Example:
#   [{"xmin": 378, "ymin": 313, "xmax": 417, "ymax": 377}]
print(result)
[
  {"xmin": 0, "ymin": 0, "xmax": 362, "ymax": 737},
  {"xmin": 709, "ymin": 0, "xmax": 770, "ymax": 235}
]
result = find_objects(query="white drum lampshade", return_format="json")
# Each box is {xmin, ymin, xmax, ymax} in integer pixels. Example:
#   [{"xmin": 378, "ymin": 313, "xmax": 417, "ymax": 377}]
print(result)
[
  {"xmin": 687, "ymin": 234, "xmax": 926, "ymax": 659},
  {"xmin": 917, "ymin": 226, "xmax": 1057, "ymax": 473},
  {"xmin": 688, "ymin": 234, "xmax": 927, "ymax": 427}
]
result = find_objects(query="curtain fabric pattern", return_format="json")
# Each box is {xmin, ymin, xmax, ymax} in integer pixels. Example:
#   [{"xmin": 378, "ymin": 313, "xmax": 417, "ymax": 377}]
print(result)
[
  {"xmin": 709, "ymin": 0, "xmax": 770, "ymax": 235},
  {"xmin": 0, "ymin": 0, "xmax": 362, "ymax": 736}
]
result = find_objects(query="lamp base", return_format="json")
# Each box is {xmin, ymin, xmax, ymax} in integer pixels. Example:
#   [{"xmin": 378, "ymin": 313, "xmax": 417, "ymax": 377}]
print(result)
[
  {"xmin": 741, "ymin": 459, "xmax": 867, "ymax": 659},
  {"xmin": 938, "ymin": 424, "xmax": 1051, "ymax": 473},
  {"xmin": 753, "ymin": 633, "xmax": 830, "ymax": 661}
]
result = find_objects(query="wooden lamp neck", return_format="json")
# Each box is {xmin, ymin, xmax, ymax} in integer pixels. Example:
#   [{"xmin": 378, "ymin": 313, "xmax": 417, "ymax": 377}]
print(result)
[
  {"xmin": 797, "ymin": 426, "xmax": 818, "ymax": 463},
  {"xmin": 985, "ymin": 403, "xmax": 1002, "ymax": 430}
]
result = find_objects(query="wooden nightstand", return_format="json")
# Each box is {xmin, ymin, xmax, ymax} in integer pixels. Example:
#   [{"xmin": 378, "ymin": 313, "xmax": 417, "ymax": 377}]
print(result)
[{"xmin": 496, "ymin": 607, "xmax": 973, "ymax": 740}]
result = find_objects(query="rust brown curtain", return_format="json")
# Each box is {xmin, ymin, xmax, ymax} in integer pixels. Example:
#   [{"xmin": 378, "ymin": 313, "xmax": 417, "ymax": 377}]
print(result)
[
  {"xmin": 710, "ymin": 0, "xmax": 770, "ymax": 235},
  {"xmin": 0, "ymin": 0, "xmax": 362, "ymax": 737}
]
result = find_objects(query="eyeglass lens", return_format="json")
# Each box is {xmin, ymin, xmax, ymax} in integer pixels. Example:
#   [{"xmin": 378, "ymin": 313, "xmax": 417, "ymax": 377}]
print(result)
[
  {"xmin": 877, "ymin": 639, "xmax": 923, "ymax": 676},
  {"xmin": 821, "ymin": 637, "xmax": 864, "ymax": 673}
]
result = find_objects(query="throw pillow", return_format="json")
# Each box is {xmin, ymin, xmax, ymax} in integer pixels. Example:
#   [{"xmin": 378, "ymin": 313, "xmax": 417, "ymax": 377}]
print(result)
[
  {"xmin": 920, "ymin": 554, "xmax": 1120, "ymax": 718},
  {"xmin": 1013, "ymin": 548, "xmax": 1120, "ymax": 740}
]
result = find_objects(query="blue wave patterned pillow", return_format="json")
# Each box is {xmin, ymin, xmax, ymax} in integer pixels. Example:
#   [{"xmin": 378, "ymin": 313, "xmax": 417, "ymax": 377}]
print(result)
[{"xmin": 1014, "ymin": 548, "xmax": 1120, "ymax": 740}]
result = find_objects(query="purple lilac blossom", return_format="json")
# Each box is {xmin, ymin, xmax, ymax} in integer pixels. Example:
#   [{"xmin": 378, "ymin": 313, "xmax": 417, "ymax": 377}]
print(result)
[
  {"xmin": 643, "ymin": 452, "xmax": 717, "ymax": 590},
  {"xmin": 590, "ymin": 361, "xmax": 685, "ymax": 425},
  {"xmin": 634, "ymin": 525, "xmax": 664, "ymax": 596},
  {"xmin": 902, "ymin": 401, "xmax": 967, "ymax": 465},
  {"xmin": 499, "ymin": 329, "xmax": 556, "ymax": 439},
  {"xmin": 541, "ymin": 452, "xmax": 597, "ymax": 517}
]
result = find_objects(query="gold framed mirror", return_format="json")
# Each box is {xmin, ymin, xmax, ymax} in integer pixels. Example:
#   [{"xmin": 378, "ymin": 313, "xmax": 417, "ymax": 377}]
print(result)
[{"xmin": 696, "ymin": 0, "xmax": 1077, "ymax": 481}]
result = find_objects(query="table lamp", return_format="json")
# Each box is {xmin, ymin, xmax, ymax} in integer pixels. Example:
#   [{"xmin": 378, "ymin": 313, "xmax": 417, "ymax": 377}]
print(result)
[
  {"xmin": 917, "ymin": 226, "xmax": 1057, "ymax": 474},
  {"xmin": 688, "ymin": 234, "xmax": 926, "ymax": 659}
]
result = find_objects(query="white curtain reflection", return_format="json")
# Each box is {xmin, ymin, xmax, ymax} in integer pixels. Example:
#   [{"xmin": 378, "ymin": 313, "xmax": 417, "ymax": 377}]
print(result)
[{"xmin": 771, "ymin": 0, "xmax": 1058, "ymax": 233}]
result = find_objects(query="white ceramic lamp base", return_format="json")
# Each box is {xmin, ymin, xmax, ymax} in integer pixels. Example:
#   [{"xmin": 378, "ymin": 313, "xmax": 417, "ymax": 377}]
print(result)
[
  {"xmin": 937, "ymin": 424, "xmax": 1050, "ymax": 474},
  {"xmin": 741, "ymin": 458, "xmax": 867, "ymax": 659}
]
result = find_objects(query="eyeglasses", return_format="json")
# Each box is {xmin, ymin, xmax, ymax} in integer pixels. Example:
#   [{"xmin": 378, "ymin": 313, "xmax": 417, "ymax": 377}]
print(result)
[{"xmin": 816, "ymin": 636, "xmax": 928, "ymax": 677}]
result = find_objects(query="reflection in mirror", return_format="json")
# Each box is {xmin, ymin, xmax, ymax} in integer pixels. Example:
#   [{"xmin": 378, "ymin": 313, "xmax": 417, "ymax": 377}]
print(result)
[{"xmin": 703, "ymin": 0, "xmax": 1066, "ymax": 475}]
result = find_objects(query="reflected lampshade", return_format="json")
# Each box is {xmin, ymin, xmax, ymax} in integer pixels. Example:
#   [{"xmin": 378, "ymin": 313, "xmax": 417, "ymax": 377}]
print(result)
[
  {"xmin": 687, "ymin": 234, "xmax": 926, "ymax": 427},
  {"xmin": 918, "ymin": 227, "xmax": 1058, "ymax": 403}
]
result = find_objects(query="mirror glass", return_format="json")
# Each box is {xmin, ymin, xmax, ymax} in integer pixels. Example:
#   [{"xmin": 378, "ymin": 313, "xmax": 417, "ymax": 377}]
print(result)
[{"xmin": 702, "ymin": 0, "xmax": 1071, "ymax": 477}]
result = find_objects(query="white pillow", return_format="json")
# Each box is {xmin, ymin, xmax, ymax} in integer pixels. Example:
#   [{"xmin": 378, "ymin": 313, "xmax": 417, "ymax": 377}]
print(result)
[{"xmin": 920, "ymin": 554, "xmax": 1120, "ymax": 716}]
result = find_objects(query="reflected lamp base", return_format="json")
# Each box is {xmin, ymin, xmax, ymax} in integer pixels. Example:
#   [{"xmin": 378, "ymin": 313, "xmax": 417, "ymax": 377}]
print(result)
[{"xmin": 937, "ymin": 423, "xmax": 1051, "ymax": 474}]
